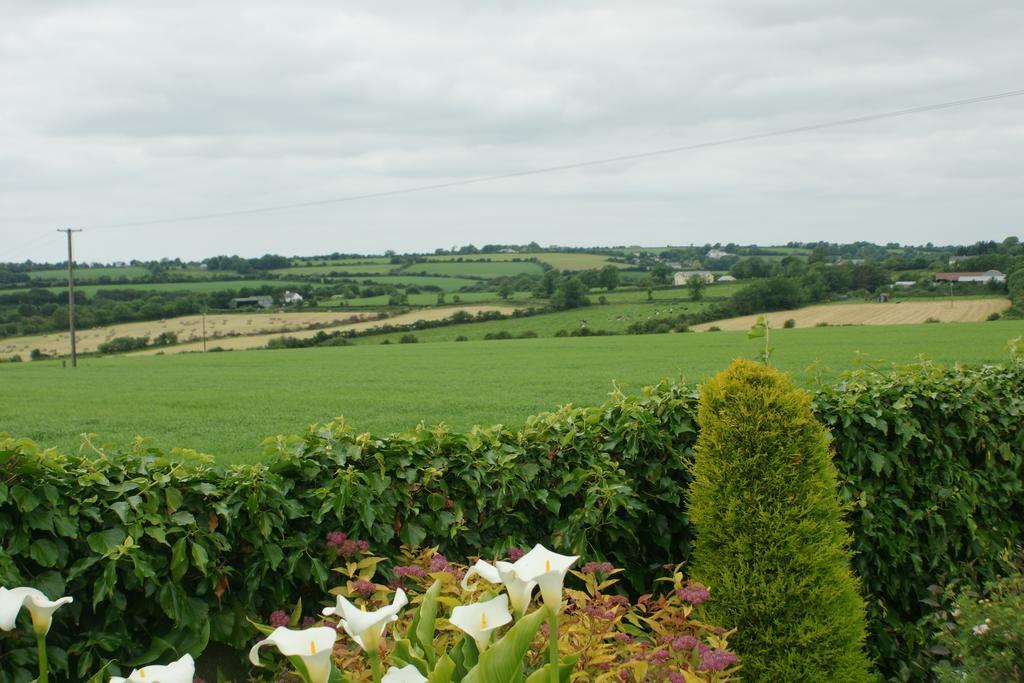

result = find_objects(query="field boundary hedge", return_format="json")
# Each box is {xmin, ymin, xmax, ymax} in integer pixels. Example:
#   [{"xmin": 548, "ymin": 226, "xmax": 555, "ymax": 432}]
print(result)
[{"xmin": 1, "ymin": 349, "xmax": 1022, "ymax": 680}]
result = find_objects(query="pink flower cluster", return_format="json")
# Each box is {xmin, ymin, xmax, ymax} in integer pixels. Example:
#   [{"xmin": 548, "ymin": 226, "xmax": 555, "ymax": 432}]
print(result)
[
  {"xmin": 326, "ymin": 531, "xmax": 370, "ymax": 558},
  {"xmin": 269, "ymin": 610, "xmax": 290, "ymax": 627},
  {"xmin": 698, "ymin": 649, "xmax": 739, "ymax": 672},
  {"xmin": 394, "ymin": 565, "xmax": 426, "ymax": 578},
  {"xmin": 351, "ymin": 579, "xmax": 377, "ymax": 597},
  {"xmin": 675, "ymin": 582, "xmax": 711, "ymax": 605},
  {"xmin": 426, "ymin": 553, "xmax": 464, "ymax": 579},
  {"xmin": 581, "ymin": 561, "xmax": 615, "ymax": 574},
  {"xmin": 507, "ymin": 547, "xmax": 525, "ymax": 561}
]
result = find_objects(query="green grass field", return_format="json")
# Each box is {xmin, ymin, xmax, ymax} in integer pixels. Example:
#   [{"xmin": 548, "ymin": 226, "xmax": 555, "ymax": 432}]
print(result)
[
  {"xmin": 348, "ymin": 301, "xmax": 713, "ymax": 343},
  {"xmin": 2, "ymin": 321, "xmax": 1020, "ymax": 462},
  {"xmin": 350, "ymin": 275, "xmax": 481, "ymax": 291},
  {"xmin": 271, "ymin": 264, "xmax": 397, "ymax": 276},
  {"xmin": 291, "ymin": 257, "xmax": 392, "ymax": 266},
  {"xmin": 323, "ymin": 291, "xmax": 538, "ymax": 307},
  {"xmin": 422, "ymin": 252, "xmax": 615, "ymax": 271},
  {"xmin": 24, "ymin": 267, "xmax": 237, "ymax": 281},
  {"xmin": 408, "ymin": 261, "xmax": 545, "ymax": 278},
  {"xmin": 38, "ymin": 279, "xmax": 314, "ymax": 297}
]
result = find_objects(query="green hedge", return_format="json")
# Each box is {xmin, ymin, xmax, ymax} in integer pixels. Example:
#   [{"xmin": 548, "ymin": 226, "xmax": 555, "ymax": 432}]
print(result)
[{"xmin": 1, "ymin": 352, "xmax": 1022, "ymax": 681}]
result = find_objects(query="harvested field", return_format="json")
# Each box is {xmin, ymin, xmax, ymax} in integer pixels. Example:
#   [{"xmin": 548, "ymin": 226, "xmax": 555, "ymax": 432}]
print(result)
[
  {"xmin": 1, "ymin": 306, "xmax": 518, "ymax": 359},
  {"xmin": 693, "ymin": 298, "xmax": 1011, "ymax": 331},
  {"xmin": 126, "ymin": 305, "xmax": 520, "ymax": 355},
  {"xmin": 0, "ymin": 311, "xmax": 383, "ymax": 359}
]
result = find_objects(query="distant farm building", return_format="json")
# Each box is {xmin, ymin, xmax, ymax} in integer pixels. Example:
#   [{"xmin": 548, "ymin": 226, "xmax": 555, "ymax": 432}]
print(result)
[
  {"xmin": 933, "ymin": 270, "xmax": 1006, "ymax": 284},
  {"xmin": 892, "ymin": 281, "xmax": 917, "ymax": 288},
  {"xmin": 716, "ymin": 275, "xmax": 737, "ymax": 282},
  {"xmin": 705, "ymin": 249, "xmax": 734, "ymax": 259},
  {"xmin": 282, "ymin": 291, "xmax": 304, "ymax": 305},
  {"xmin": 229, "ymin": 296, "xmax": 273, "ymax": 309},
  {"xmin": 673, "ymin": 270, "xmax": 715, "ymax": 286}
]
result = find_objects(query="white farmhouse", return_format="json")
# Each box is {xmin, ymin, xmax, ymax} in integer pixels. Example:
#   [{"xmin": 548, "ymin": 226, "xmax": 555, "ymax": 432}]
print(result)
[
  {"xmin": 673, "ymin": 270, "xmax": 715, "ymax": 286},
  {"xmin": 282, "ymin": 290, "xmax": 304, "ymax": 305}
]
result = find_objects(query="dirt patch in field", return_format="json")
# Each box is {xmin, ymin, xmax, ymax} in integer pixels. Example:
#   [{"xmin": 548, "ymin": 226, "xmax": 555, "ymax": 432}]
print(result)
[
  {"xmin": 2, "ymin": 306, "xmax": 521, "ymax": 359},
  {"xmin": 692, "ymin": 298, "xmax": 1011, "ymax": 332}
]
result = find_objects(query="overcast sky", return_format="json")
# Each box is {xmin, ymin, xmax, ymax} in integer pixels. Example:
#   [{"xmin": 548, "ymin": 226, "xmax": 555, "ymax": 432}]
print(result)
[{"xmin": 2, "ymin": 1, "xmax": 1022, "ymax": 263}]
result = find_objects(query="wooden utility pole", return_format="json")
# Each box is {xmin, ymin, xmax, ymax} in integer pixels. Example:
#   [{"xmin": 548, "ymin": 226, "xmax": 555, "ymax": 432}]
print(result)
[{"xmin": 57, "ymin": 229, "xmax": 82, "ymax": 367}]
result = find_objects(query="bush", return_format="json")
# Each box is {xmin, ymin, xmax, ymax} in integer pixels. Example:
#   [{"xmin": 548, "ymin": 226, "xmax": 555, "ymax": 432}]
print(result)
[
  {"xmin": 153, "ymin": 331, "xmax": 178, "ymax": 346},
  {"xmin": 29, "ymin": 349, "xmax": 50, "ymax": 360},
  {"xmin": 518, "ymin": 330, "xmax": 538, "ymax": 338},
  {"xmin": 783, "ymin": 318, "xmax": 796, "ymax": 328},
  {"xmin": 97, "ymin": 336, "xmax": 150, "ymax": 354},
  {"xmin": 925, "ymin": 317, "xmax": 941, "ymax": 323},
  {"xmin": 1, "ymin": 355, "xmax": 1022, "ymax": 680},
  {"xmin": 454, "ymin": 335, "xmax": 469, "ymax": 342},
  {"xmin": 483, "ymin": 331, "xmax": 513, "ymax": 340},
  {"xmin": 689, "ymin": 360, "xmax": 871, "ymax": 680},
  {"xmin": 398, "ymin": 333, "xmax": 418, "ymax": 344},
  {"xmin": 987, "ymin": 312, "xmax": 1002, "ymax": 321},
  {"xmin": 706, "ymin": 326, "xmax": 721, "ymax": 332},
  {"xmin": 934, "ymin": 563, "xmax": 1024, "ymax": 681},
  {"xmin": 321, "ymin": 547, "xmax": 740, "ymax": 681}
]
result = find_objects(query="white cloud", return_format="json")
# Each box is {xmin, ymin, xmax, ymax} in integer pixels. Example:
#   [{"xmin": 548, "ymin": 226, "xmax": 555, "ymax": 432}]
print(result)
[{"xmin": 1, "ymin": 0, "xmax": 1022, "ymax": 262}]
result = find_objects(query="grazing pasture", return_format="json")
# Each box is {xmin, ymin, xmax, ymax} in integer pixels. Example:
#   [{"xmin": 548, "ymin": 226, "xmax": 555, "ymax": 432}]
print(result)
[
  {"xmin": 24, "ymin": 266, "xmax": 234, "ymax": 281},
  {"xmin": 1, "ymin": 320, "xmax": 1020, "ymax": 461},
  {"xmin": 407, "ymin": 261, "xmax": 545, "ymax": 277},
  {"xmin": 348, "ymin": 275, "xmax": 480, "ymax": 290},
  {"xmin": 322, "ymin": 290, "xmax": 537, "ymax": 307},
  {"xmin": 36, "ymin": 279, "xmax": 312, "ymax": 297},
  {"xmin": 347, "ymin": 301, "xmax": 714, "ymax": 343},
  {"xmin": 423, "ymin": 252, "xmax": 617, "ymax": 271},
  {"xmin": 270, "ymin": 263, "xmax": 397, "ymax": 276}
]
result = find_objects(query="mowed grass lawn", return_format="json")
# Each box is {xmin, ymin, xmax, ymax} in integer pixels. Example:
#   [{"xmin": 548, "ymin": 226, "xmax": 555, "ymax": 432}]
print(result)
[{"xmin": 2, "ymin": 321, "xmax": 1021, "ymax": 462}]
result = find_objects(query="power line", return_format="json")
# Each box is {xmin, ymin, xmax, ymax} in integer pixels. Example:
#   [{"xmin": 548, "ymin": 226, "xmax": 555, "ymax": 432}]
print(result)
[
  {"xmin": 4, "ymin": 233, "xmax": 63, "ymax": 263},
  {"xmin": 64, "ymin": 87, "xmax": 1024, "ymax": 232}
]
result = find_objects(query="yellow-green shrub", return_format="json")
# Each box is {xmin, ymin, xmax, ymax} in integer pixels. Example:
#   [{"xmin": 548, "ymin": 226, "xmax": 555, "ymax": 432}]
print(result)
[{"xmin": 688, "ymin": 360, "xmax": 871, "ymax": 681}]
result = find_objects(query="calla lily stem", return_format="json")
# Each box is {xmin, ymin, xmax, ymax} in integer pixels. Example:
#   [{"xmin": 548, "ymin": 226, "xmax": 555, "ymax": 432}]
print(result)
[
  {"xmin": 36, "ymin": 632, "xmax": 49, "ymax": 683},
  {"xmin": 368, "ymin": 649, "xmax": 383, "ymax": 683},
  {"xmin": 547, "ymin": 607, "xmax": 558, "ymax": 683}
]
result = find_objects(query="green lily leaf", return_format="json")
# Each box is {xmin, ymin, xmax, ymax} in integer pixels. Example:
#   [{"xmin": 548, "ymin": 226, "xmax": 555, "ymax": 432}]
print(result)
[
  {"xmin": 462, "ymin": 607, "xmax": 547, "ymax": 683},
  {"xmin": 449, "ymin": 635, "xmax": 480, "ymax": 683},
  {"xmin": 524, "ymin": 654, "xmax": 580, "ymax": 683},
  {"xmin": 427, "ymin": 654, "xmax": 457, "ymax": 683},
  {"xmin": 412, "ymin": 580, "xmax": 442, "ymax": 668},
  {"xmin": 392, "ymin": 638, "xmax": 431, "ymax": 676}
]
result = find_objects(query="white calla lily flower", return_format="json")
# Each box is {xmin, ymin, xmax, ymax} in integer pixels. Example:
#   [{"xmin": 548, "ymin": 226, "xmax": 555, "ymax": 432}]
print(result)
[
  {"xmin": 0, "ymin": 586, "xmax": 73, "ymax": 635},
  {"xmin": 382, "ymin": 663, "xmax": 428, "ymax": 682},
  {"xmin": 449, "ymin": 594, "xmax": 513, "ymax": 652},
  {"xmin": 509, "ymin": 544, "xmax": 578, "ymax": 610},
  {"xmin": 109, "ymin": 653, "xmax": 195, "ymax": 683},
  {"xmin": 322, "ymin": 588, "xmax": 408, "ymax": 653},
  {"xmin": 461, "ymin": 559, "xmax": 537, "ymax": 617},
  {"xmin": 249, "ymin": 626, "xmax": 337, "ymax": 683}
]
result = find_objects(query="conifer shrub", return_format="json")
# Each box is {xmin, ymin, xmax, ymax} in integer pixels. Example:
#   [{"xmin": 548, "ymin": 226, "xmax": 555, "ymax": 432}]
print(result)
[{"xmin": 688, "ymin": 359, "xmax": 872, "ymax": 681}]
